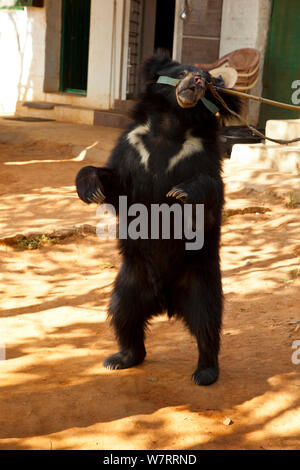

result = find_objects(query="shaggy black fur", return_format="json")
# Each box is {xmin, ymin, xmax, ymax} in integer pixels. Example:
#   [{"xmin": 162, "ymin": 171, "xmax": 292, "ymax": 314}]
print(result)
[{"xmin": 76, "ymin": 54, "xmax": 241, "ymax": 385}]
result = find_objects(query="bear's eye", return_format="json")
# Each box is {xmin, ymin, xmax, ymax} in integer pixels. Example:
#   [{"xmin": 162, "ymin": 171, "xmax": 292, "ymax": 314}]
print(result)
[{"xmin": 178, "ymin": 71, "xmax": 187, "ymax": 79}]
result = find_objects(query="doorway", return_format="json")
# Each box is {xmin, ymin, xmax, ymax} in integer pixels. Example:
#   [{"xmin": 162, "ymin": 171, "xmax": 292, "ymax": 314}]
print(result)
[
  {"xmin": 60, "ymin": 0, "xmax": 91, "ymax": 94},
  {"xmin": 126, "ymin": 0, "xmax": 176, "ymax": 99},
  {"xmin": 154, "ymin": 0, "xmax": 176, "ymax": 57}
]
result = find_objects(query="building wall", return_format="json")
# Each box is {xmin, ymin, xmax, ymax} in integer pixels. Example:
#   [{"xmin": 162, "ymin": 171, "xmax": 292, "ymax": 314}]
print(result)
[
  {"xmin": 181, "ymin": 0, "xmax": 223, "ymax": 65},
  {"xmin": 173, "ymin": 0, "xmax": 223, "ymax": 65},
  {"xmin": 0, "ymin": 6, "xmax": 46, "ymax": 114},
  {"xmin": 0, "ymin": 0, "xmax": 126, "ymax": 115},
  {"xmin": 219, "ymin": 0, "xmax": 272, "ymax": 125},
  {"xmin": 0, "ymin": 0, "xmax": 271, "ymax": 122}
]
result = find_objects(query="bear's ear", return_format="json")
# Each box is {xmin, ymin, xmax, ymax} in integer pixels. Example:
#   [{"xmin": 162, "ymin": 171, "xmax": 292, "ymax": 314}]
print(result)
[
  {"xmin": 141, "ymin": 53, "xmax": 173, "ymax": 83},
  {"xmin": 208, "ymin": 74, "xmax": 226, "ymax": 89}
]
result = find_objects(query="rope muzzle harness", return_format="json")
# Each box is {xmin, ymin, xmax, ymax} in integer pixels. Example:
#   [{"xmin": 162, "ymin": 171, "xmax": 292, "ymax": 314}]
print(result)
[
  {"xmin": 156, "ymin": 75, "xmax": 300, "ymax": 145},
  {"xmin": 157, "ymin": 75, "xmax": 220, "ymax": 115}
]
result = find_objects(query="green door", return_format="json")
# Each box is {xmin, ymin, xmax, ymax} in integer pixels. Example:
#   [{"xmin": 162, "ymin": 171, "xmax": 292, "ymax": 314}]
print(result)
[
  {"xmin": 259, "ymin": 0, "xmax": 300, "ymax": 126},
  {"xmin": 60, "ymin": 0, "xmax": 91, "ymax": 94}
]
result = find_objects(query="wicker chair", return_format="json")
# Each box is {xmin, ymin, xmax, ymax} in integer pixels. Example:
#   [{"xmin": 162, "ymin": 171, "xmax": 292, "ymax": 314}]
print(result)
[{"xmin": 196, "ymin": 48, "xmax": 260, "ymax": 92}]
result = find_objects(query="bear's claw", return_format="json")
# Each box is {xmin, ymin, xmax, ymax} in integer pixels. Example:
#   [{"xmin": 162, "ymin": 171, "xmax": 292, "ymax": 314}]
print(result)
[
  {"xmin": 90, "ymin": 188, "xmax": 105, "ymax": 204},
  {"xmin": 166, "ymin": 188, "xmax": 188, "ymax": 202}
]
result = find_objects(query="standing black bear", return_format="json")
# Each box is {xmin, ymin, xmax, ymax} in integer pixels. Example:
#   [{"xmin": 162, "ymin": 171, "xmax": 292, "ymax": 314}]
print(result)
[{"xmin": 76, "ymin": 54, "xmax": 241, "ymax": 385}]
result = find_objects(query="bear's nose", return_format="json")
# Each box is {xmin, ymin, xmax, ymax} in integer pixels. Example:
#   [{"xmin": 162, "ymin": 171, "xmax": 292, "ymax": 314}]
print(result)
[{"xmin": 194, "ymin": 75, "xmax": 205, "ymax": 87}]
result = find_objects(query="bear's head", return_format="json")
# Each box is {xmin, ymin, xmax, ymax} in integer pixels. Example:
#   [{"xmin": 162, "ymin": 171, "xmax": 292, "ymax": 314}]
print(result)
[{"xmin": 140, "ymin": 54, "xmax": 241, "ymax": 119}]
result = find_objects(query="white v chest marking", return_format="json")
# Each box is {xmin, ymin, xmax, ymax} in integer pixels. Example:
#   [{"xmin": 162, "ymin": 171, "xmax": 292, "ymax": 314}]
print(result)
[
  {"xmin": 127, "ymin": 121, "xmax": 151, "ymax": 169},
  {"xmin": 167, "ymin": 131, "xmax": 203, "ymax": 172}
]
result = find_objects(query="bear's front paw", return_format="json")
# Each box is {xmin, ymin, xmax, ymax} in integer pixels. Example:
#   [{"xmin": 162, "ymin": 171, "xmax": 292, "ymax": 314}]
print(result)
[
  {"xmin": 75, "ymin": 166, "xmax": 106, "ymax": 204},
  {"xmin": 166, "ymin": 186, "xmax": 188, "ymax": 203}
]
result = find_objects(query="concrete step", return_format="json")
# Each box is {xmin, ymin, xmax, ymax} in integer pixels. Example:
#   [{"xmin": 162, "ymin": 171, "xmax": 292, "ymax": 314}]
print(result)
[
  {"xmin": 93, "ymin": 110, "xmax": 132, "ymax": 129},
  {"xmin": 265, "ymin": 119, "xmax": 300, "ymax": 145},
  {"xmin": 55, "ymin": 104, "xmax": 95, "ymax": 125},
  {"xmin": 16, "ymin": 101, "xmax": 132, "ymax": 128},
  {"xmin": 230, "ymin": 142, "xmax": 300, "ymax": 174},
  {"xmin": 15, "ymin": 101, "xmax": 56, "ymax": 120},
  {"xmin": 114, "ymin": 99, "xmax": 136, "ymax": 114},
  {"xmin": 16, "ymin": 101, "xmax": 95, "ymax": 125},
  {"xmin": 23, "ymin": 101, "xmax": 55, "ymax": 110}
]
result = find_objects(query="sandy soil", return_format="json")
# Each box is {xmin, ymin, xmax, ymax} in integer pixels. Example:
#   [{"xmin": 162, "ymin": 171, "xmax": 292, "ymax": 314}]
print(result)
[{"xmin": 0, "ymin": 118, "xmax": 299, "ymax": 450}]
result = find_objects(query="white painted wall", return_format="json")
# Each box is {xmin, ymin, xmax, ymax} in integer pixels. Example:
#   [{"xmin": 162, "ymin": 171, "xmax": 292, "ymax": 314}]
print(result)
[
  {"xmin": 219, "ymin": 0, "xmax": 272, "ymax": 124},
  {"xmin": 173, "ymin": 0, "xmax": 183, "ymax": 62},
  {"xmin": 86, "ymin": 0, "xmax": 125, "ymax": 109},
  {"xmin": 0, "ymin": 0, "xmax": 126, "ymax": 115},
  {"xmin": 0, "ymin": 7, "xmax": 46, "ymax": 114}
]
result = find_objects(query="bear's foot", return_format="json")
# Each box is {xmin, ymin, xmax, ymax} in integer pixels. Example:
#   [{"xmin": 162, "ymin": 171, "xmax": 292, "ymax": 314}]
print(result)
[
  {"xmin": 192, "ymin": 366, "xmax": 219, "ymax": 386},
  {"xmin": 104, "ymin": 349, "xmax": 146, "ymax": 370}
]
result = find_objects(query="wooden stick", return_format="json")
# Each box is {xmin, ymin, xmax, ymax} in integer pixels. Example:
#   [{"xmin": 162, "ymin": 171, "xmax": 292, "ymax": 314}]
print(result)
[{"xmin": 215, "ymin": 86, "xmax": 300, "ymax": 112}]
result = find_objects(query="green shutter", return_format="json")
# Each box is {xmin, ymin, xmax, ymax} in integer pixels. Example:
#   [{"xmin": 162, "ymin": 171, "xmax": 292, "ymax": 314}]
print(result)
[
  {"xmin": 259, "ymin": 0, "xmax": 300, "ymax": 126},
  {"xmin": 16, "ymin": 0, "xmax": 44, "ymax": 6},
  {"xmin": 0, "ymin": 0, "xmax": 42, "ymax": 10},
  {"xmin": 60, "ymin": 0, "xmax": 91, "ymax": 94},
  {"xmin": 0, "ymin": 1, "xmax": 24, "ymax": 9}
]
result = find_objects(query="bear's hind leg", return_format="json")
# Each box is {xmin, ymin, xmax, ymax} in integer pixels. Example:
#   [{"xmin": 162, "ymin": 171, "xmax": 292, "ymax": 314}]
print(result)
[
  {"xmin": 103, "ymin": 304, "xmax": 147, "ymax": 370},
  {"xmin": 171, "ymin": 261, "xmax": 222, "ymax": 385},
  {"xmin": 104, "ymin": 259, "xmax": 161, "ymax": 370}
]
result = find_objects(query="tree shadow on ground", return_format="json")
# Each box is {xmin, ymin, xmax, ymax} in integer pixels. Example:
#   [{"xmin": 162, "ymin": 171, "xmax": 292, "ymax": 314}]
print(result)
[
  {"xmin": 0, "ymin": 141, "xmax": 299, "ymax": 449},
  {"xmin": 0, "ymin": 281, "xmax": 299, "ymax": 449}
]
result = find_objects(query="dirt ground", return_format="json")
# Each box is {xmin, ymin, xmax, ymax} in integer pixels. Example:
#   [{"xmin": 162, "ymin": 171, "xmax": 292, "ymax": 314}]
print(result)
[{"xmin": 0, "ymin": 117, "xmax": 299, "ymax": 450}]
